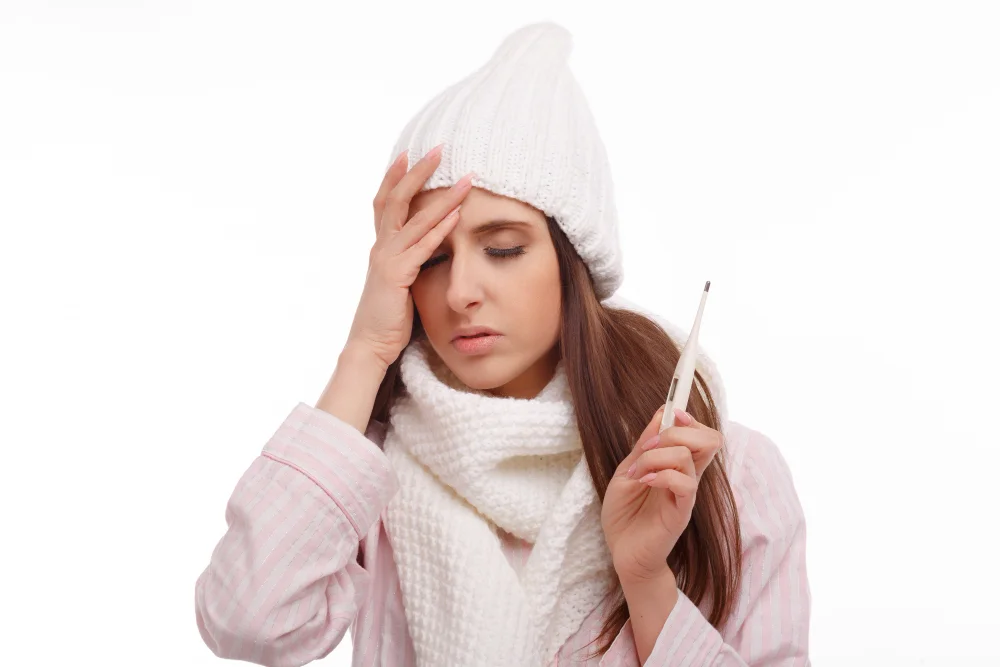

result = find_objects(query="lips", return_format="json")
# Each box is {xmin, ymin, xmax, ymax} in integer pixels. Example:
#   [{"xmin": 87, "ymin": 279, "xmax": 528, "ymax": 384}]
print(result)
[
  {"xmin": 451, "ymin": 326, "xmax": 501, "ymax": 341},
  {"xmin": 451, "ymin": 332, "xmax": 502, "ymax": 355}
]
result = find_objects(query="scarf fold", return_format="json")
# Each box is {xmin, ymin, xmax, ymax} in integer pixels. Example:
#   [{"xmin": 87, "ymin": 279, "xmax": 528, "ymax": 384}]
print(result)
[{"xmin": 382, "ymin": 294, "xmax": 729, "ymax": 667}]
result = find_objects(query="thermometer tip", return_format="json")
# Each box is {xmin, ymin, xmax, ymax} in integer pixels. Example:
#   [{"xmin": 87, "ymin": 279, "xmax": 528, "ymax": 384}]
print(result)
[{"xmin": 704, "ymin": 280, "xmax": 711, "ymax": 292}]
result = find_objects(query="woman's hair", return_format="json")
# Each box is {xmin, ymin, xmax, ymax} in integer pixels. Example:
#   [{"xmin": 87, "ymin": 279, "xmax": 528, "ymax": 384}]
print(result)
[{"xmin": 370, "ymin": 215, "xmax": 742, "ymax": 659}]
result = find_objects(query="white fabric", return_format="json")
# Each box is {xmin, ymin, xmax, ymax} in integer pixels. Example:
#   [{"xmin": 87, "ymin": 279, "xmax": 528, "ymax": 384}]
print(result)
[
  {"xmin": 382, "ymin": 297, "xmax": 729, "ymax": 667},
  {"xmin": 383, "ymin": 338, "xmax": 615, "ymax": 667},
  {"xmin": 384, "ymin": 21, "xmax": 624, "ymax": 300}
]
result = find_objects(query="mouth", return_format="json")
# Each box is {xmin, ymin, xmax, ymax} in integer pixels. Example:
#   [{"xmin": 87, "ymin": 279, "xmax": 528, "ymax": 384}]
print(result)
[
  {"xmin": 451, "ymin": 328, "xmax": 501, "ymax": 342},
  {"xmin": 451, "ymin": 331, "xmax": 503, "ymax": 355}
]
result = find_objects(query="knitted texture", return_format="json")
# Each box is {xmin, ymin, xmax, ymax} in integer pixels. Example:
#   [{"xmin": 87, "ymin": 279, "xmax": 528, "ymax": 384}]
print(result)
[
  {"xmin": 385, "ymin": 21, "xmax": 624, "ymax": 300},
  {"xmin": 381, "ymin": 299, "xmax": 729, "ymax": 667},
  {"xmin": 382, "ymin": 337, "xmax": 617, "ymax": 667}
]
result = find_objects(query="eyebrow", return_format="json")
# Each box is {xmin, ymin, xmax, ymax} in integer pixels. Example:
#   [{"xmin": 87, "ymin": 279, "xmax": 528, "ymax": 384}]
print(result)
[{"xmin": 469, "ymin": 219, "xmax": 535, "ymax": 235}]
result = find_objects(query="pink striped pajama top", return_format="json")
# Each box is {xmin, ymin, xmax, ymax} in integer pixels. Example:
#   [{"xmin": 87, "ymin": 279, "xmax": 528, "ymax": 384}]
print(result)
[{"xmin": 195, "ymin": 401, "xmax": 811, "ymax": 666}]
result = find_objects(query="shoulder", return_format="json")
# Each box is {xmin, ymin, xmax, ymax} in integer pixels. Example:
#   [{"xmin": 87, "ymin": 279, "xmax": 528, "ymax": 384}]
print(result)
[
  {"xmin": 719, "ymin": 419, "xmax": 806, "ymax": 525},
  {"xmin": 719, "ymin": 419, "xmax": 798, "ymax": 488}
]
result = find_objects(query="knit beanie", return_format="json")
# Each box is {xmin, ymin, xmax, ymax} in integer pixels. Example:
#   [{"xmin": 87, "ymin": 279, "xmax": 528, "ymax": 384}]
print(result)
[{"xmin": 385, "ymin": 21, "xmax": 624, "ymax": 300}]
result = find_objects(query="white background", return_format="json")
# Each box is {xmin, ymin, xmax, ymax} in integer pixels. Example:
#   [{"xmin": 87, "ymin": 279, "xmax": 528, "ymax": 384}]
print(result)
[{"xmin": 2, "ymin": 1, "xmax": 998, "ymax": 665}]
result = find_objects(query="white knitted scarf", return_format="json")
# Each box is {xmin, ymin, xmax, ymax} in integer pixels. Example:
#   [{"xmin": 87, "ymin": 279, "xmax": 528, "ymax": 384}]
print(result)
[
  {"xmin": 382, "ymin": 337, "xmax": 616, "ymax": 667},
  {"xmin": 381, "ymin": 295, "xmax": 730, "ymax": 667}
]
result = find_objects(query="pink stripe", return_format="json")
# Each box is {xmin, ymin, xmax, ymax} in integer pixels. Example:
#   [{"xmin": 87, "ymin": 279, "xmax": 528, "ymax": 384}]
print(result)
[
  {"xmin": 251, "ymin": 501, "xmax": 357, "ymax": 663},
  {"xmin": 281, "ymin": 417, "xmax": 395, "ymax": 513},
  {"xmin": 266, "ymin": 421, "xmax": 389, "ymax": 532},
  {"xmin": 262, "ymin": 449, "xmax": 368, "ymax": 537},
  {"xmin": 214, "ymin": 463, "xmax": 310, "ymax": 601},
  {"xmin": 206, "ymin": 462, "xmax": 313, "ymax": 647},
  {"xmin": 228, "ymin": 481, "xmax": 327, "ymax": 655}
]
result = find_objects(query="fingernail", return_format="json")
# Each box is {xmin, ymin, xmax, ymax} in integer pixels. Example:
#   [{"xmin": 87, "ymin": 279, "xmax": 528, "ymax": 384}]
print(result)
[
  {"xmin": 454, "ymin": 172, "xmax": 474, "ymax": 190},
  {"xmin": 427, "ymin": 144, "xmax": 443, "ymax": 158},
  {"xmin": 393, "ymin": 149, "xmax": 407, "ymax": 164},
  {"xmin": 638, "ymin": 472, "xmax": 657, "ymax": 484},
  {"xmin": 627, "ymin": 462, "xmax": 637, "ymax": 478},
  {"xmin": 674, "ymin": 408, "xmax": 691, "ymax": 425},
  {"xmin": 641, "ymin": 434, "xmax": 660, "ymax": 451}
]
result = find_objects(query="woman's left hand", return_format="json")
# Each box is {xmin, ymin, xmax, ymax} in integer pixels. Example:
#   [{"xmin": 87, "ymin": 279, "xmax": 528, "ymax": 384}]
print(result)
[{"xmin": 601, "ymin": 405, "xmax": 725, "ymax": 581}]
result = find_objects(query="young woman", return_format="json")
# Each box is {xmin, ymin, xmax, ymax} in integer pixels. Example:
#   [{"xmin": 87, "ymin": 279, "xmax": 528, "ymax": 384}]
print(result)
[{"xmin": 195, "ymin": 22, "xmax": 811, "ymax": 667}]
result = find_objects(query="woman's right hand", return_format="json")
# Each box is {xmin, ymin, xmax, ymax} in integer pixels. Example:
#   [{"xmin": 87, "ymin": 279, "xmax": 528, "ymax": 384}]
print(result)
[{"xmin": 346, "ymin": 144, "xmax": 474, "ymax": 370}]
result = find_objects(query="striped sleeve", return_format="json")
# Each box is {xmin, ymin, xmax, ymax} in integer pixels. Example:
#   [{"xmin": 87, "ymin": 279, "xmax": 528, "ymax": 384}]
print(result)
[
  {"xmin": 195, "ymin": 402, "xmax": 399, "ymax": 667},
  {"xmin": 605, "ymin": 427, "xmax": 812, "ymax": 666}
]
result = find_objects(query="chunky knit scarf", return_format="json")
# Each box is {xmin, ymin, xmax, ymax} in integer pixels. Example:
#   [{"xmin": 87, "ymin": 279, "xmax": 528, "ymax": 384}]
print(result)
[{"xmin": 382, "ymin": 294, "xmax": 729, "ymax": 667}]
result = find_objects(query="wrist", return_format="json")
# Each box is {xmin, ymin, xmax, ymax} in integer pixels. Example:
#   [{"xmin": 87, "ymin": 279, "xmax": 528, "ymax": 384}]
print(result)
[
  {"xmin": 618, "ymin": 566, "xmax": 679, "ymax": 664},
  {"xmin": 617, "ymin": 563, "xmax": 677, "ymax": 590},
  {"xmin": 314, "ymin": 342, "xmax": 388, "ymax": 435},
  {"xmin": 612, "ymin": 548, "xmax": 676, "ymax": 587},
  {"xmin": 341, "ymin": 340, "xmax": 390, "ymax": 377}
]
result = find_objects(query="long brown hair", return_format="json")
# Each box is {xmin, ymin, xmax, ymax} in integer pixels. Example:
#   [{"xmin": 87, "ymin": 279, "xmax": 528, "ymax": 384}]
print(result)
[{"xmin": 370, "ymin": 215, "xmax": 742, "ymax": 659}]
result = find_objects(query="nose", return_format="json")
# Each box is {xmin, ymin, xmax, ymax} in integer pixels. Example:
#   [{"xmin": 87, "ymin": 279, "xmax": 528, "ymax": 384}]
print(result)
[{"xmin": 444, "ymin": 249, "xmax": 484, "ymax": 313}]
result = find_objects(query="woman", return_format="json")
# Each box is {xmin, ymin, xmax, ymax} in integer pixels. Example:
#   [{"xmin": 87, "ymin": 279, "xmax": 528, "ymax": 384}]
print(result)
[{"xmin": 195, "ymin": 22, "xmax": 811, "ymax": 667}]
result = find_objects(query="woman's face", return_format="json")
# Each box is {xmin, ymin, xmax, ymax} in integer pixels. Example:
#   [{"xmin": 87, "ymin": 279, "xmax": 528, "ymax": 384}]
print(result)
[{"xmin": 408, "ymin": 186, "xmax": 562, "ymax": 399}]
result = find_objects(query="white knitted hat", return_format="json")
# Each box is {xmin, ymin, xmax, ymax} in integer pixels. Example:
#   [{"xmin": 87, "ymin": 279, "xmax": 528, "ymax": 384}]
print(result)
[{"xmin": 385, "ymin": 21, "xmax": 624, "ymax": 300}]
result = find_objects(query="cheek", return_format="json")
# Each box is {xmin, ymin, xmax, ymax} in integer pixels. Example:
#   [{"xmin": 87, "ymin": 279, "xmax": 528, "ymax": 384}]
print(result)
[
  {"xmin": 408, "ymin": 278, "xmax": 438, "ymax": 325},
  {"xmin": 410, "ymin": 274, "xmax": 461, "ymax": 340},
  {"xmin": 505, "ymin": 255, "xmax": 561, "ymax": 328}
]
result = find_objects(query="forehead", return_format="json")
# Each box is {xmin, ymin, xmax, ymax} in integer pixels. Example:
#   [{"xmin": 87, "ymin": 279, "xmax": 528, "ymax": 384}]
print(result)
[{"xmin": 409, "ymin": 187, "xmax": 546, "ymax": 227}]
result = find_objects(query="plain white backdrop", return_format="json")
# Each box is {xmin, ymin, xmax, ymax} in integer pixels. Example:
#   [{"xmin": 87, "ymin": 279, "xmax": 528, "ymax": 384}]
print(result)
[{"xmin": 1, "ymin": 1, "xmax": 998, "ymax": 665}]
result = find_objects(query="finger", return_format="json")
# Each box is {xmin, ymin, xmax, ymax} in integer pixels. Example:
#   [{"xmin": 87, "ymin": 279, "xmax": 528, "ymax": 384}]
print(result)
[
  {"xmin": 639, "ymin": 405, "xmax": 667, "ymax": 449},
  {"xmin": 617, "ymin": 405, "xmax": 667, "ymax": 476},
  {"xmin": 628, "ymin": 445, "xmax": 696, "ymax": 482},
  {"xmin": 671, "ymin": 407, "xmax": 709, "ymax": 430},
  {"xmin": 380, "ymin": 144, "xmax": 445, "ymax": 235},
  {"xmin": 656, "ymin": 426, "xmax": 724, "ymax": 479},
  {"xmin": 401, "ymin": 204, "xmax": 463, "ymax": 269},
  {"xmin": 639, "ymin": 468, "xmax": 698, "ymax": 499},
  {"xmin": 393, "ymin": 173, "xmax": 474, "ymax": 253},
  {"xmin": 373, "ymin": 150, "xmax": 409, "ymax": 235}
]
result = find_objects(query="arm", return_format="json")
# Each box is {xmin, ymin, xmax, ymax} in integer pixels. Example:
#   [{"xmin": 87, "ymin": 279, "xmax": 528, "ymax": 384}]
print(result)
[
  {"xmin": 619, "ymin": 570, "xmax": 679, "ymax": 664},
  {"xmin": 315, "ymin": 342, "xmax": 390, "ymax": 436},
  {"xmin": 195, "ymin": 349, "xmax": 397, "ymax": 667},
  {"xmin": 603, "ymin": 428, "xmax": 812, "ymax": 666}
]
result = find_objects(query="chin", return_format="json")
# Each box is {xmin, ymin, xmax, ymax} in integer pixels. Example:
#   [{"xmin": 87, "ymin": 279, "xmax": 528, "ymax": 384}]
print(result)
[
  {"xmin": 430, "ymin": 343, "xmax": 516, "ymax": 391},
  {"xmin": 446, "ymin": 356, "xmax": 516, "ymax": 392}
]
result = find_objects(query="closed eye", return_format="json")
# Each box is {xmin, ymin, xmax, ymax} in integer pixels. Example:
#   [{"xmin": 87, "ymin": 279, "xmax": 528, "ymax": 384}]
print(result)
[{"xmin": 420, "ymin": 246, "xmax": 526, "ymax": 272}]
